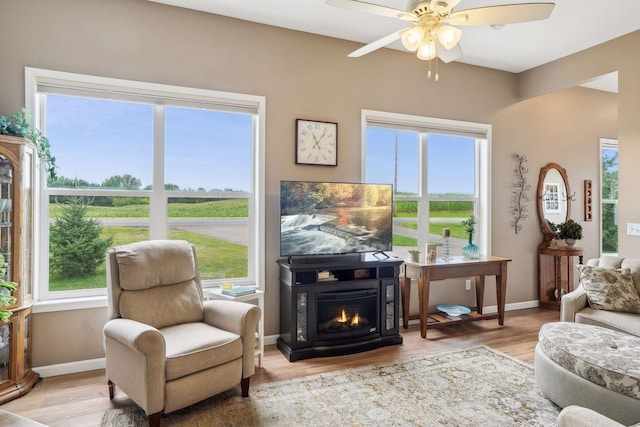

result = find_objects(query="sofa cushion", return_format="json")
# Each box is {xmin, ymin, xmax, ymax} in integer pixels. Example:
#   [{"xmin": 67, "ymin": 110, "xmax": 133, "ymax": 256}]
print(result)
[
  {"xmin": 575, "ymin": 307, "xmax": 640, "ymax": 338},
  {"xmin": 621, "ymin": 258, "xmax": 640, "ymax": 295},
  {"xmin": 578, "ymin": 265, "xmax": 640, "ymax": 314},
  {"xmin": 538, "ymin": 322, "xmax": 640, "ymax": 400},
  {"xmin": 162, "ymin": 322, "xmax": 242, "ymax": 381},
  {"xmin": 597, "ymin": 256, "xmax": 625, "ymax": 270}
]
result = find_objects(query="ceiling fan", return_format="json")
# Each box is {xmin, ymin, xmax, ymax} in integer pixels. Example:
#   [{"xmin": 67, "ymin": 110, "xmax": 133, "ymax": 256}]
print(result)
[{"xmin": 326, "ymin": 0, "xmax": 555, "ymax": 78}]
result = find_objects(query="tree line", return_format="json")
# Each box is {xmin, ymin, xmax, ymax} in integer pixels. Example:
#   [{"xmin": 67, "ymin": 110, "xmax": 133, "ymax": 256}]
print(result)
[{"xmin": 49, "ymin": 174, "xmax": 243, "ymax": 206}]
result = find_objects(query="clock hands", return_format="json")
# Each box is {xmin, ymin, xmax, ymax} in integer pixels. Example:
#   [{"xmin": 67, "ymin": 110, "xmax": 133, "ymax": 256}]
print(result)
[{"xmin": 311, "ymin": 128, "xmax": 328, "ymax": 150}]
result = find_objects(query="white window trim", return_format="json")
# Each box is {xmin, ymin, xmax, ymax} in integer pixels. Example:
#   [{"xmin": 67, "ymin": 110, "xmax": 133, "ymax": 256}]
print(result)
[
  {"xmin": 360, "ymin": 109, "xmax": 491, "ymax": 255},
  {"xmin": 599, "ymin": 137, "xmax": 618, "ymax": 257},
  {"xmin": 25, "ymin": 67, "xmax": 266, "ymax": 312}
]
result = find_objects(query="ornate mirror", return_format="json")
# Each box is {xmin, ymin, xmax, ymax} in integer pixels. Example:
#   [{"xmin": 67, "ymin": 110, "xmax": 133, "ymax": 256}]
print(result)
[{"xmin": 537, "ymin": 163, "xmax": 571, "ymax": 241}]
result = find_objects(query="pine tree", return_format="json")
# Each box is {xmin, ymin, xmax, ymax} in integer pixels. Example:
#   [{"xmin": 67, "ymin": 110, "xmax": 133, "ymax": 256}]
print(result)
[{"xmin": 49, "ymin": 197, "xmax": 113, "ymax": 278}]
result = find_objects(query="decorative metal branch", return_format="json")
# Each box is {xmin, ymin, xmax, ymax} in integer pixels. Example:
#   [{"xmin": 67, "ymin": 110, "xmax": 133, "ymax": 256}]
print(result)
[{"xmin": 510, "ymin": 153, "xmax": 530, "ymax": 234}]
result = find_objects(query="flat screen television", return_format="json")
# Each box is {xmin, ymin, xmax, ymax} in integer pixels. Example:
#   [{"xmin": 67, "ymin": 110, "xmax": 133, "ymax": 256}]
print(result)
[{"xmin": 280, "ymin": 181, "xmax": 393, "ymax": 257}]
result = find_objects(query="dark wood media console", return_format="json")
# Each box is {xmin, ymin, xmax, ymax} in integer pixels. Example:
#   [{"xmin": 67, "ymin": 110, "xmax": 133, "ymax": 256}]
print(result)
[{"xmin": 277, "ymin": 256, "xmax": 404, "ymax": 361}]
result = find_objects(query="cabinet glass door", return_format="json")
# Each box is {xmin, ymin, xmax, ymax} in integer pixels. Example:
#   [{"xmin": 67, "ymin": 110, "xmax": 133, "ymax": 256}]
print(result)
[
  {"xmin": 0, "ymin": 323, "xmax": 11, "ymax": 382},
  {"xmin": 0, "ymin": 156, "xmax": 11, "ymax": 283},
  {"xmin": 22, "ymin": 148, "xmax": 33, "ymax": 298}
]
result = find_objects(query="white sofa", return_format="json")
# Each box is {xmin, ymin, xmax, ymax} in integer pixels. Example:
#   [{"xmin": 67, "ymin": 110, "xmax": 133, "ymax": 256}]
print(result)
[
  {"xmin": 561, "ymin": 255, "xmax": 640, "ymax": 335},
  {"xmin": 541, "ymin": 255, "xmax": 640, "ymax": 425}
]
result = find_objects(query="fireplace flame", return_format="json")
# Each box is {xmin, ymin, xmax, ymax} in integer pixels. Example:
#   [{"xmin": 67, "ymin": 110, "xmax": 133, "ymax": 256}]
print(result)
[
  {"xmin": 351, "ymin": 312, "xmax": 360, "ymax": 326},
  {"xmin": 338, "ymin": 309, "xmax": 347, "ymax": 323}
]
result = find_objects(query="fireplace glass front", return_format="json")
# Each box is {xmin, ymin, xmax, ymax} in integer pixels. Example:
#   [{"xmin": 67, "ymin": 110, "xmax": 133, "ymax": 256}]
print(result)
[{"xmin": 316, "ymin": 288, "xmax": 379, "ymax": 342}]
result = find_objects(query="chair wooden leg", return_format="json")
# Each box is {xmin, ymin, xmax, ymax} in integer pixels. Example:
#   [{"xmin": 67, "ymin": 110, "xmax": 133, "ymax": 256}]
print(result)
[
  {"xmin": 108, "ymin": 380, "xmax": 115, "ymax": 399},
  {"xmin": 241, "ymin": 377, "xmax": 250, "ymax": 397},
  {"xmin": 148, "ymin": 411, "xmax": 162, "ymax": 427}
]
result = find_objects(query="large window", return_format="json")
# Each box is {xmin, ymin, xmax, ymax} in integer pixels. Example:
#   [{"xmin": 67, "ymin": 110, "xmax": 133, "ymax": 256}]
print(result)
[
  {"xmin": 600, "ymin": 138, "xmax": 618, "ymax": 255},
  {"xmin": 26, "ymin": 68, "xmax": 265, "ymax": 302},
  {"xmin": 362, "ymin": 110, "xmax": 490, "ymax": 259}
]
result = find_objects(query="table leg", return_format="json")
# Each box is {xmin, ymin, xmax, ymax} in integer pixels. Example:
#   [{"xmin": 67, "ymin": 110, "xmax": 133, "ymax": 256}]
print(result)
[
  {"xmin": 400, "ymin": 275, "xmax": 410, "ymax": 329},
  {"xmin": 475, "ymin": 275, "xmax": 484, "ymax": 314},
  {"xmin": 496, "ymin": 261, "xmax": 508, "ymax": 325},
  {"xmin": 419, "ymin": 272, "xmax": 430, "ymax": 338},
  {"xmin": 554, "ymin": 256, "xmax": 562, "ymax": 299}
]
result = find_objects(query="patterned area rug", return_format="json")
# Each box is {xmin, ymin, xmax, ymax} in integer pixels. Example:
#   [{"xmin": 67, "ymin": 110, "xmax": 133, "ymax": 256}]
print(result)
[{"xmin": 101, "ymin": 345, "xmax": 559, "ymax": 426}]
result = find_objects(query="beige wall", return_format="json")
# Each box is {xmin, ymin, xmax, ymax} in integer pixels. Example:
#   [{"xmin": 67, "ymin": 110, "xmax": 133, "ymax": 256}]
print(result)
[
  {"xmin": 0, "ymin": 0, "xmax": 623, "ymax": 368},
  {"xmin": 520, "ymin": 31, "xmax": 640, "ymax": 257}
]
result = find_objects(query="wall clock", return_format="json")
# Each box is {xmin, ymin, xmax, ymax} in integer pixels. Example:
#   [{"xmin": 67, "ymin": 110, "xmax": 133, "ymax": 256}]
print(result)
[{"xmin": 295, "ymin": 119, "xmax": 338, "ymax": 166}]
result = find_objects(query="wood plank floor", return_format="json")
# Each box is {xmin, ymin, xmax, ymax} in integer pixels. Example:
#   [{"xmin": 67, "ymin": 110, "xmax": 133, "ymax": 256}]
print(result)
[{"xmin": 0, "ymin": 308, "xmax": 559, "ymax": 426}]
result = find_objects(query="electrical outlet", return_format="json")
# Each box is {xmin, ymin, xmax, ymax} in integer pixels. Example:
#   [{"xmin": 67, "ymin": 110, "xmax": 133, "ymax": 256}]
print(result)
[
  {"xmin": 628, "ymin": 223, "xmax": 640, "ymax": 236},
  {"xmin": 465, "ymin": 279, "xmax": 471, "ymax": 291}
]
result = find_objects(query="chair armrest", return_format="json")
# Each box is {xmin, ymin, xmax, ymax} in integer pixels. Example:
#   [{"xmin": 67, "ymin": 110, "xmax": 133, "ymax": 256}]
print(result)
[
  {"xmin": 557, "ymin": 405, "xmax": 624, "ymax": 427},
  {"xmin": 203, "ymin": 300, "xmax": 261, "ymax": 337},
  {"xmin": 103, "ymin": 318, "xmax": 166, "ymax": 415},
  {"xmin": 103, "ymin": 318, "xmax": 165, "ymax": 354},
  {"xmin": 560, "ymin": 287, "xmax": 588, "ymax": 322},
  {"xmin": 203, "ymin": 300, "xmax": 261, "ymax": 377}
]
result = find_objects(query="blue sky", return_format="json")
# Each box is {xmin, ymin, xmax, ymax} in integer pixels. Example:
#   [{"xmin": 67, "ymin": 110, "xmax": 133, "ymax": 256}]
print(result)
[
  {"xmin": 46, "ymin": 95, "xmax": 474, "ymax": 194},
  {"xmin": 46, "ymin": 95, "xmax": 251, "ymax": 191},
  {"xmin": 365, "ymin": 128, "xmax": 475, "ymax": 195}
]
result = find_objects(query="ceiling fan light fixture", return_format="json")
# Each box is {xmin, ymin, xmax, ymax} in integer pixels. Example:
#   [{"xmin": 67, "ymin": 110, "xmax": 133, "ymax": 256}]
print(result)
[
  {"xmin": 401, "ymin": 26, "xmax": 425, "ymax": 51},
  {"xmin": 429, "ymin": 0, "xmax": 457, "ymax": 15},
  {"xmin": 416, "ymin": 38, "xmax": 436, "ymax": 60},
  {"xmin": 436, "ymin": 25, "xmax": 461, "ymax": 49}
]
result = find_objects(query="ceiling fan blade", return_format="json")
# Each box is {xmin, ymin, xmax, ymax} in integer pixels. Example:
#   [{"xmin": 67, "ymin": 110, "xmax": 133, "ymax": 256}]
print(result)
[
  {"xmin": 435, "ymin": 40, "xmax": 462, "ymax": 63},
  {"xmin": 325, "ymin": 0, "xmax": 416, "ymax": 21},
  {"xmin": 348, "ymin": 29, "xmax": 404, "ymax": 58},
  {"xmin": 448, "ymin": 3, "xmax": 555, "ymax": 26}
]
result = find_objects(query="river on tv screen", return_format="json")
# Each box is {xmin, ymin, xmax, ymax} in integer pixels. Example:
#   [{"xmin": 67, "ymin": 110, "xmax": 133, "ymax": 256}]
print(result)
[{"xmin": 280, "ymin": 182, "xmax": 392, "ymax": 256}]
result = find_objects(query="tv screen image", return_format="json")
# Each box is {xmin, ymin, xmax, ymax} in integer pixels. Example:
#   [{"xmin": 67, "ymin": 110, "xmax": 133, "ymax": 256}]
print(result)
[{"xmin": 280, "ymin": 181, "xmax": 393, "ymax": 257}]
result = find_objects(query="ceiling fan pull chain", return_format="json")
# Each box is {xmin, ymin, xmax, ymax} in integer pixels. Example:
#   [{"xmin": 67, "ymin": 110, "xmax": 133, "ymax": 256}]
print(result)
[
  {"xmin": 428, "ymin": 59, "xmax": 432, "ymax": 78},
  {"xmin": 435, "ymin": 58, "xmax": 440, "ymax": 81}
]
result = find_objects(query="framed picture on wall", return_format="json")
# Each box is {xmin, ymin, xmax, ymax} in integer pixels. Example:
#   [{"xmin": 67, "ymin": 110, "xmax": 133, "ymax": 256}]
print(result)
[{"xmin": 544, "ymin": 183, "xmax": 561, "ymax": 213}]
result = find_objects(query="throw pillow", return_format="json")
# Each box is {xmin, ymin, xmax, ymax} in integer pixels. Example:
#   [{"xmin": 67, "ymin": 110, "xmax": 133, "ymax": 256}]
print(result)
[{"xmin": 578, "ymin": 265, "xmax": 640, "ymax": 313}]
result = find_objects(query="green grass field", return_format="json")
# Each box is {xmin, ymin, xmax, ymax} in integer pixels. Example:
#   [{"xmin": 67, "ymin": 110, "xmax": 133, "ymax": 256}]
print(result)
[{"xmin": 48, "ymin": 199, "xmax": 469, "ymax": 291}]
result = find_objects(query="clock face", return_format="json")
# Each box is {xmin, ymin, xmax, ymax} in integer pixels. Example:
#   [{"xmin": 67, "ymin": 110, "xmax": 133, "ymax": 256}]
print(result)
[{"xmin": 296, "ymin": 119, "xmax": 338, "ymax": 166}]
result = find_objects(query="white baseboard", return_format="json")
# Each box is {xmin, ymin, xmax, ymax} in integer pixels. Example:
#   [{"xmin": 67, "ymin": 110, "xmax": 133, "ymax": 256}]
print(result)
[
  {"xmin": 35, "ymin": 301, "xmax": 540, "ymax": 377},
  {"xmin": 481, "ymin": 299, "xmax": 540, "ymax": 313},
  {"xmin": 35, "ymin": 357, "xmax": 105, "ymax": 378},
  {"xmin": 264, "ymin": 334, "xmax": 278, "ymax": 346}
]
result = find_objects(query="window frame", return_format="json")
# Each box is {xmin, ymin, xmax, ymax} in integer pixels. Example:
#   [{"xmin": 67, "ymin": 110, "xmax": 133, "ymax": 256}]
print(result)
[
  {"xmin": 361, "ymin": 109, "xmax": 491, "ymax": 255},
  {"xmin": 599, "ymin": 137, "xmax": 618, "ymax": 256},
  {"xmin": 25, "ymin": 67, "xmax": 266, "ymax": 310}
]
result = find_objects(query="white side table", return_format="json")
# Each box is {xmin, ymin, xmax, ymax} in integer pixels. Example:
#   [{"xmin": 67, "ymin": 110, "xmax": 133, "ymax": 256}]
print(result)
[{"xmin": 204, "ymin": 288, "xmax": 265, "ymax": 368}]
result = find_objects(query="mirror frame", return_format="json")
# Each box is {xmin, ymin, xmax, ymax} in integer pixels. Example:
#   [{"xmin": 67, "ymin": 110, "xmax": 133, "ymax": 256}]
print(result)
[{"xmin": 537, "ymin": 162, "xmax": 571, "ymax": 241}]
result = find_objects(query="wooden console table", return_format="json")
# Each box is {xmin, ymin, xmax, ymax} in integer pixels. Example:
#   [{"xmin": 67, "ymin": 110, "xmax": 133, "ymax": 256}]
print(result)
[
  {"xmin": 402, "ymin": 255, "xmax": 511, "ymax": 338},
  {"xmin": 538, "ymin": 246, "xmax": 584, "ymax": 309}
]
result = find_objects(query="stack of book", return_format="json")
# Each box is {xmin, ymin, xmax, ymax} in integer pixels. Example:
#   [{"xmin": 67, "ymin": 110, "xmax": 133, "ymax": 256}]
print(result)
[{"xmin": 221, "ymin": 286, "xmax": 257, "ymax": 297}]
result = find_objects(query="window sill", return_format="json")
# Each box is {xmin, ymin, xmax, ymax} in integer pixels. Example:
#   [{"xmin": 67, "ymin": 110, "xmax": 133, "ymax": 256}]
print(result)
[
  {"xmin": 32, "ymin": 282, "xmax": 260, "ymax": 314},
  {"xmin": 32, "ymin": 296, "xmax": 108, "ymax": 314}
]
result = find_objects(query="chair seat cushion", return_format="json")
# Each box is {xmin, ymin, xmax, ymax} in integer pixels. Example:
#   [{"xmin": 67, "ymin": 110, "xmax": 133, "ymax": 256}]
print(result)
[
  {"xmin": 162, "ymin": 322, "xmax": 242, "ymax": 381},
  {"xmin": 539, "ymin": 322, "xmax": 640, "ymax": 400}
]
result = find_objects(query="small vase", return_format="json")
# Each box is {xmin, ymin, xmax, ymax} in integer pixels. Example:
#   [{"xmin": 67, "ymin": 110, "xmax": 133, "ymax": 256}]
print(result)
[
  {"xmin": 565, "ymin": 238, "xmax": 576, "ymax": 247},
  {"xmin": 410, "ymin": 252, "xmax": 420, "ymax": 262},
  {"xmin": 462, "ymin": 232, "xmax": 479, "ymax": 259}
]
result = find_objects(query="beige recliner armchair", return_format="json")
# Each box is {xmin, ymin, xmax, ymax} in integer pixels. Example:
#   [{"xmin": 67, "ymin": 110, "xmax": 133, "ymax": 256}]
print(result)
[{"xmin": 103, "ymin": 240, "xmax": 261, "ymax": 427}]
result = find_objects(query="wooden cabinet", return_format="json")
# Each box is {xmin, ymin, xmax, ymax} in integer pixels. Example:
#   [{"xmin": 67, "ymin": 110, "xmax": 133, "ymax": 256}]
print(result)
[
  {"xmin": 538, "ymin": 245, "xmax": 584, "ymax": 309},
  {"xmin": 0, "ymin": 135, "xmax": 38, "ymax": 403}
]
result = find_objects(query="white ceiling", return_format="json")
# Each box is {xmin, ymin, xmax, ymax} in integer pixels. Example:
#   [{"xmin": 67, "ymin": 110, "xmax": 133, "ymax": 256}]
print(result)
[{"xmin": 150, "ymin": 0, "xmax": 640, "ymax": 92}]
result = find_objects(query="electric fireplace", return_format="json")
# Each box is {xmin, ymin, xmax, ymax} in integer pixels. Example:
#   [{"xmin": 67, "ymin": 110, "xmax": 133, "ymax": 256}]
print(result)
[{"xmin": 277, "ymin": 256, "xmax": 403, "ymax": 361}]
